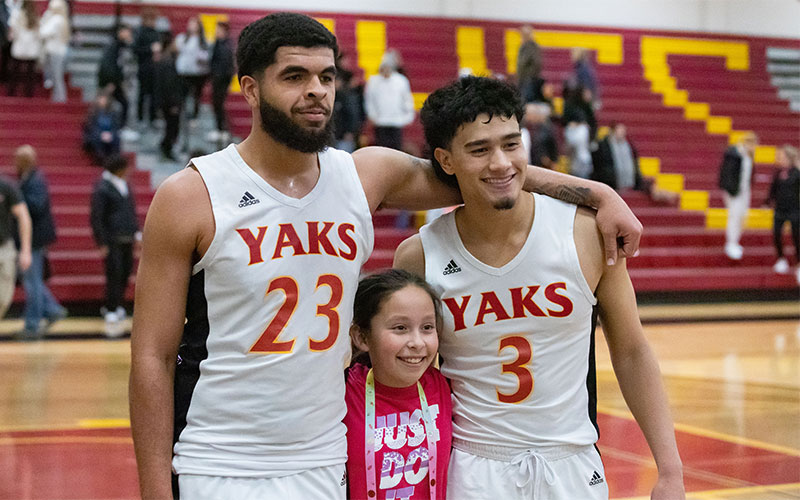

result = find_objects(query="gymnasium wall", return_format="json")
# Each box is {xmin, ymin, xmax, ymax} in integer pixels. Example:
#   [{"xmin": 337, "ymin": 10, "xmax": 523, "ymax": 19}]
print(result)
[{"xmin": 78, "ymin": 0, "xmax": 800, "ymax": 39}]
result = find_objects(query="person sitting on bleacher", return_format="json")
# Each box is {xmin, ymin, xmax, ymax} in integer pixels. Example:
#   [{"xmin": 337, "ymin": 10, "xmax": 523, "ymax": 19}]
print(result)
[
  {"xmin": 592, "ymin": 122, "xmax": 677, "ymax": 205},
  {"xmin": 82, "ymin": 92, "xmax": 122, "ymax": 166}
]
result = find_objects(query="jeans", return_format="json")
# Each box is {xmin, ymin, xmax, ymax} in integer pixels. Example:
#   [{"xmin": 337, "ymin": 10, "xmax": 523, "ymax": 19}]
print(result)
[
  {"xmin": 22, "ymin": 247, "xmax": 63, "ymax": 332},
  {"xmin": 44, "ymin": 51, "xmax": 67, "ymax": 102}
]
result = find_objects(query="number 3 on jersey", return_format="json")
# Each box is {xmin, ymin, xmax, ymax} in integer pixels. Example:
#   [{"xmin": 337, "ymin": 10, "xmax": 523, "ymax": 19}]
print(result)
[
  {"xmin": 249, "ymin": 274, "xmax": 343, "ymax": 354},
  {"xmin": 497, "ymin": 335, "xmax": 534, "ymax": 404}
]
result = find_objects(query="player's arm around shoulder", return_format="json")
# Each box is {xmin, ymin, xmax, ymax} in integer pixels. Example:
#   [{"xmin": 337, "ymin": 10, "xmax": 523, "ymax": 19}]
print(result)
[
  {"xmin": 352, "ymin": 147, "xmax": 462, "ymax": 213},
  {"xmin": 130, "ymin": 166, "xmax": 213, "ymax": 500},
  {"xmin": 575, "ymin": 209, "xmax": 686, "ymax": 499},
  {"xmin": 393, "ymin": 233, "xmax": 426, "ymax": 278}
]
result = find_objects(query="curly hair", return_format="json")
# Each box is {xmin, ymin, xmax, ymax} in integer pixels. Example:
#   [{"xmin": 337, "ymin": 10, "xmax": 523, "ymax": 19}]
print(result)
[
  {"xmin": 420, "ymin": 76, "xmax": 524, "ymax": 187},
  {"xmin": 236, "ymin": 12, "xmax": 338, "ymax": 81}
]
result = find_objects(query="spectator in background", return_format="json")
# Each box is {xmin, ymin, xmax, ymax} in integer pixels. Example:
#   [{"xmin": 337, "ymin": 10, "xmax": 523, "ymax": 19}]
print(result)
[
  {"xmin": 6, "ymin": 0, "xmax": 40, "ymax": 97},
  {"xmin": 90, "ymin": 154, "xmax": 140, "ymax": 337},
  {"xmin": 762, "ymin": 145, "xmax": 800, "ymax": 278},
  {"xmin": 15, "ymin": 145, "xmax": 66, "ymax": 340},
  {"xmin": 0, "ymin": 175, "xmax": 32, "ymax": 320},
  {"xmin": 39, "ymin": 0, "xmax": 70, "ymax": 102},
  {"xmin": 98, "ymin": 24, "xmax": 133, "ymax": 128},
  {"xmin": 132, "ymin": 6, "xmax": 161, "ymax": 125},
  {"xmin": 592, "ymin": 122, "xmax": 678, "ymax": 204},
  {"xmin": 571, "ymin": 47, "xmax": 599, "ymax": 108},
  {"xmin": 208, "ymin": 20, "xmax": 234, "ymax": 141},
  {"xmin": 82, "ymin": 91, "xmax": 122, "ymax": 165},
  {"xmin": 0, "ymin": 0, "xmax": 13, "ymax": 82},
  {"xmin": 523, "ymin": 102, "xmax": 559, "ymax": 169},
  {"xmin": 516, "ymin": 24, "xmax": 543, "ymax": 104},
  {"xmin": 175, "ymin": 16, "xmax": 209, "ymax": 120},
  {"xmin": 333, "ymin": 68, "xmax": 361, "ymax": 153},
  {"xmin": 562, "ymin": 82, "xmax": 594, "ymax": 179},
  {"xmin": 718, "ymin": 132, "xmax": 758, "ymax": 261},
  {"xmin": 364, "ymin": 50, "xmax": 414, "ymax": 151},
  {"xmin": 153, "ymin": 31, "xmax": 182, "ymax": 160}
]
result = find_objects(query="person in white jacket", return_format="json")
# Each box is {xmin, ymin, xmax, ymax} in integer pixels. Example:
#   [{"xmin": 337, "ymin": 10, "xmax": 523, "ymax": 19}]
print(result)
[
  {"xmin": 7, "ymin": 0, "xmax": 40, "ymax": 97},
  {"xmin": 364, "ymin": 50, "xmax": 414, "ymax": 151},
  {"xmin": 38, "ymin": 0, "xmax": 69, "ymax": 102}
]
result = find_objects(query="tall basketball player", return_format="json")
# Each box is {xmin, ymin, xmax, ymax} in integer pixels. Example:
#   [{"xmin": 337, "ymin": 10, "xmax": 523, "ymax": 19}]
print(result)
[
  {"xmin": 394, "ymin": 76, "xmax": 685, "ymax": 499},
  {"xmin": 129, "ymin": 13, "xmax": 643, "ymax": 500}
]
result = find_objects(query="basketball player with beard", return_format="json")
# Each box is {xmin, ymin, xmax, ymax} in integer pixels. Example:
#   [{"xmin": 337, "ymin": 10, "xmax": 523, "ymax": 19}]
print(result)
[{"xmin": 129, "ymin": 13, "xmax": 643, "ymax": 500}]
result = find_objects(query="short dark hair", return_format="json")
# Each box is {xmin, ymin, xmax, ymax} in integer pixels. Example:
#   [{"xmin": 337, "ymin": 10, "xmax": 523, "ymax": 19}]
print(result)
[
  {"xmin": 236, "ymin": 12, "xmax": 338, "ymax": 81},
  {"xmin": 103, "ymin": 154, "xmax": 128, "ymax": 174},
  {"xmin": 420, "ymin": 76, "xmax": 524, "ymax": 187},
  {"xmin": 352, "ymin": 269, "xmax": 442, "ymax": 337}
]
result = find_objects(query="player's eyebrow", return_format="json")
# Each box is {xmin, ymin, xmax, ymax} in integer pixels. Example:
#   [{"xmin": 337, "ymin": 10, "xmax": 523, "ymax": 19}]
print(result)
[{"xmin": 463, "ymin": 132, "xmax": 521, "ymax": 149}]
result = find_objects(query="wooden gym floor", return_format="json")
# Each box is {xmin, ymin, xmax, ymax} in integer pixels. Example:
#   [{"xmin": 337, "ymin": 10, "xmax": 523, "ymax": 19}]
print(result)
[{"xmin": 0, "ymin": 301, "xmax": 798, "ymax": 499}]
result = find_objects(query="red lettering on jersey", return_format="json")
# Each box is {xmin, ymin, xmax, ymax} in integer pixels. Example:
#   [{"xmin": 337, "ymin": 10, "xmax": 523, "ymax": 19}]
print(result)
[
  {"xmin": 475, "ymin": 291, "xmax": 511, "ymax": 326},
  {"xmin": 235, "ymin": 226, "xmax": 269, "ymax": 265},
  {"xmin": 509, "ymin": 286, "xmax": 546, "ymax": 318},
  {"xmin": 443, "ymin": 296, "xmax": 471, "ymax": 332},
  {"xmin": 337, "ymin": 223, "xmax": 357, "ymax": 261},
  {"xmin": 272, "ymin": 224, "xmax": 307, "ymax": 259},
  {"xmin": 545, "ymin": 282, "xmax": 573, "ymax": 317},
  {"xmin": 307, "ymin": 221, "xmax": 337, "ymax": 256}
]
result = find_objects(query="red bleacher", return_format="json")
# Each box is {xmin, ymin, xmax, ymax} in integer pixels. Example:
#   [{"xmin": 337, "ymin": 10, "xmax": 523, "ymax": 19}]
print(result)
[{"xmin": 2, "ymin": 3, "xmax": 798, "ymax": 304}]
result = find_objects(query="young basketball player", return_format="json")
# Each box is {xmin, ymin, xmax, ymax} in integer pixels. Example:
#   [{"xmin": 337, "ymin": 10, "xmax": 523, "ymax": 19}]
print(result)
[
  {"xmin": 394, "ymin": 76, "xmax": 685, "ymax": 499},
  {"xmin": 345, "ymin": 269, "xmax": 452, "ymax": 500},
  {"xmin": 130, "ymin": 13, "xmax": 643, "ymax": 500}
]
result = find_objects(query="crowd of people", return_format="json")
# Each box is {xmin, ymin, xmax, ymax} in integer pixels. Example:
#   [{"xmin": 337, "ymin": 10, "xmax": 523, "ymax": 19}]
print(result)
[{"xmin": 0, "ymin": 0, "xmax": 70, "ymax": 101}]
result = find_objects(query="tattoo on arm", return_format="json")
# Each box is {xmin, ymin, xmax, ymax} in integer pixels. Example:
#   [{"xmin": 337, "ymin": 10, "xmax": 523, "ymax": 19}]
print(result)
[{"xmin": 535, "ymin": 183, "xmax": 593, "ymax": 206}]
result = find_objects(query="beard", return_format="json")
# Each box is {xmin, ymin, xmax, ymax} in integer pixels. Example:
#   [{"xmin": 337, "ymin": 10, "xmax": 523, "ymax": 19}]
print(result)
[
  {"xmin": 259, "ymin": 96, "xmax": 334, "ymax": 153},
  {"xmin": 493, "ymin": 197, "xmax": 516, "ymax": 210}
]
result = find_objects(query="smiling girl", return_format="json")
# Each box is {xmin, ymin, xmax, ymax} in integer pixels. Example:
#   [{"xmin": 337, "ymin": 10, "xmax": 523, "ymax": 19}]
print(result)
[{"xmin": 344, "ymin": 269, "xmax": 452, "ymax": 500}]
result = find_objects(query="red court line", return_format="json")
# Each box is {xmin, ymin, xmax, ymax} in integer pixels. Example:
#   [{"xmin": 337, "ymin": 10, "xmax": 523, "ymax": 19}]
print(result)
[{"xmin": 597, "ymin": 413, "xmax": 800, "ymax": 498}]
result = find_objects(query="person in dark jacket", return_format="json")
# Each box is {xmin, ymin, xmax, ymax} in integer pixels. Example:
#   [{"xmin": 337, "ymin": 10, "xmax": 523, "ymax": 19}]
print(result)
[
  {"xmin": 82, "ymin": 92, "xmax": 122, "ymax": 165},
  {"xmin": 91, "ymin": 154, "xmax": 139, "ymax": 335},
  {"xmin": 15, "ymin": 145, "xmax": 66, "ymax": 339},
  {"xmin": 718, "ymin": 132, "xmax": 758, "ymax": 260},
  {"xmin": 208, "ymin": 21, "xmax": 234, "ymax": 139},
  {"xmin": 132, "ymin": 7, "xmax": 161, "ymax": 125},
  {"xmin": 762, "ymin": 145, "xmax": 800, "ymax": 277},
  {"xmin": 333, "ymin": 68, "xmax": 362, "ymax": 152},
  {"xmin": 0, "ymin": 0, "xmax": 11, "ymax": 83},
  {"xmin": 97, "ymin": 24, "xmax": 133, "ymax": 127},
  {"xmin": 153, "ymin": 32, "xmax": 182, "ymax": 160}
]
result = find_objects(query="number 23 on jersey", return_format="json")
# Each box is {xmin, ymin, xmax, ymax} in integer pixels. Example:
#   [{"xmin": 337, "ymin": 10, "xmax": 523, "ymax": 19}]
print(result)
[{"xmin": 249, "ymin": 274, "xmax": 343, "ymax": 354}]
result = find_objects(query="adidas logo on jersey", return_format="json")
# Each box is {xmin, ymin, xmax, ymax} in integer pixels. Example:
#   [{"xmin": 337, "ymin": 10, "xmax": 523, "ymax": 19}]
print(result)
[
  {"xmin": 443, "ymin": 259, "xmax": 462, "ymax": 275},
  {"xmin": 238, "ymin": 191, "xmax": 260, "ymax": 208},
  {"xmin": 589, "ymin": 470, "xmax": 604, "ymax": 486}
]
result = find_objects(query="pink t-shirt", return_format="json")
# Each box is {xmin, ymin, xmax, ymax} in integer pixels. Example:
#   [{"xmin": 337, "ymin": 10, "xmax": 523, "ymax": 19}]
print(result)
[{"xmin": 345, "ymin": 363, "xmax": 452, "ymax": 500}]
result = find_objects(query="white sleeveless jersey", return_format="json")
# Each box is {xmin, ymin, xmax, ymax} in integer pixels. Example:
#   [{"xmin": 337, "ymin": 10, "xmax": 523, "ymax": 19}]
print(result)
[
  {"xmin": 420, "ymin": 193, "xmax": 598, "ymax": 450},
  {"xmin": 172, "ymin": 144, "xmax": 374, "ymax": 477}
]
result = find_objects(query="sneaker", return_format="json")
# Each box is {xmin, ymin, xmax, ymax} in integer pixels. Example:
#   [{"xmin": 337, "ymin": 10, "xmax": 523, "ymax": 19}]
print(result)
[
  {"xmin": 15, "ymin": 327, "xmax": 43, "ymax": 342},
  {"xmin": 724, "ymin": 243, "xmax": 743, "ymax": 261},
  {"xmin": 796, "ymin": 266, "xmax": 800, "ymax": 286},
  {"xmin": 44, "ymin": 306, "xmax": 67, "ymax": 330},
  {"xmin": 120, "ymin": 128, "xmax": 140, "ymax": 141},
  {"xmin": 115, "ymin": 306, "xmax": 127, "ymax": 321},
  {"xmin": 773, "ymin": 258, "xmax": 790, "ymax": 274},
  {"xmin": 103, "ymin": 311, "xmax": 126, "ymax": 338}
]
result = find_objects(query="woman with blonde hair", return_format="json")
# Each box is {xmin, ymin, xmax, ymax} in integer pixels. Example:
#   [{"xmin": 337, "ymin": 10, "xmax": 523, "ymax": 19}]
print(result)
[
  {"xmin": 7, "ymin": 0, "xmax": 40, "ymax": 97},
  {"xmin": 39, "ymin": 0, "xmax": 70, "ymax": 102},
  {"xmin": 763, "ymin": 145, "xmax": 800, "ymax": 280}
]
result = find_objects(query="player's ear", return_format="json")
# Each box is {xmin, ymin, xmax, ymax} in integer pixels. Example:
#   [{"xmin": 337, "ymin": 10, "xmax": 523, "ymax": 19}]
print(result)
[
  {"xmin": 434, "ymin": 148, "xmax": 455, "ymax": 176},
  {"xmin": 350, "ymin": 324, "xmax": 369, "ymax": 352},
  {"xmin": 240, "ymin": 74, "xmax": 260, "ymax": 109}
]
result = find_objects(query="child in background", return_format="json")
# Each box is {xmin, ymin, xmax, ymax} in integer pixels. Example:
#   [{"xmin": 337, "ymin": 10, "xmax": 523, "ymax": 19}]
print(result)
[
  {"xmin": 345, "ymin": 269, "xmax": 452, "ymax": 500},
  {"xmin": 763, "ymin": 145, "xmax": 800, "ymax": 280}
]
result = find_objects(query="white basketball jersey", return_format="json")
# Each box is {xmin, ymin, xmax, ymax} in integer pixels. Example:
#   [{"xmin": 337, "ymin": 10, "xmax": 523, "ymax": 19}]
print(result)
[
  {"xmin": 172, "ymin": 144, "xmax": 374, "ymax": 477},
  {"xmin": 420, "ymin": 193, "xmax": 598, "ymax": 450}
]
